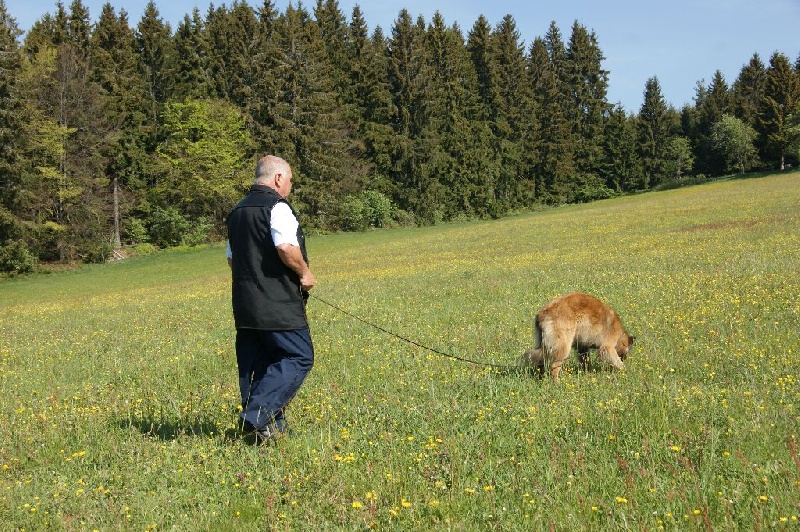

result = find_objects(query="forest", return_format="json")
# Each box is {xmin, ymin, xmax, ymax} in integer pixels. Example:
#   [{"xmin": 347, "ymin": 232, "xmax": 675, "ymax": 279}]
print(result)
[{"xmin": 1, "ymin": 0, "xmax": 799, "ymax": 272}]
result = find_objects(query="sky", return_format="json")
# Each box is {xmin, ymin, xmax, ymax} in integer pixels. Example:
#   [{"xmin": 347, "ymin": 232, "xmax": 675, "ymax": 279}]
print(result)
[{"xmin": 4, "ymin": 0, "xmax": 799, "ymax": 112}]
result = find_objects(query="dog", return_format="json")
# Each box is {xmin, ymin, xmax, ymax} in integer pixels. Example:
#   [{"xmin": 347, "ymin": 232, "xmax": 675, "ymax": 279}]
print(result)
[{"xmin": 522, "ymin": 292, "xmax": 634, "ymax": 379}]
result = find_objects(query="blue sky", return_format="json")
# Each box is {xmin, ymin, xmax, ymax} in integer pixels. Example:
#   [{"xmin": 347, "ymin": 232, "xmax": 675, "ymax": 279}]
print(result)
[{"xmin": 4, "ymin": 0, "xmax": 799, "ymax": 112}]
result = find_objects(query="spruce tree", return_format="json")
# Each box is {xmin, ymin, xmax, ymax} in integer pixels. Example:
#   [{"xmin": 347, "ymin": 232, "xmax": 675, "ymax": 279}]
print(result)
[
  {"xmin": 758, "ymin": 52, "xmax": 800, "ymax": 170},
  {"xmin": 423, "ymin": 13, "xmax": 497, "ymax": 219},
  {"xmin": 731, "ymin": 54, "xmax": 766, "ymax": 129},
  {"xmin": 0, "ymin": 0, "xmax": 25, "ymax": 246},
  {"xmin": 637, "ymin": 76, "xmax": 670, "ymax": 188},
  {"xmin": 386, "ymin": 9, "xmax": 429, "ymax": 219},
  {"xmin": 530, "ymin": 32, "xmax": 573, "ymax": 203},
  {"xmin": 136, "ymin": 2, "xmax": 174, "ymax": 128},
  {"xmin": 601, "ymin": 105, "xmax": 642, "ymax": 192},
  {"xmin": 90, "ymin": 4, "xmax": 149, "ymax": 249},
  {"xmin": 490, "ymin": 14, "xmax": 532, "ymax": 210},
  {"xmin": 249, "ymin": 0, "xmax": 282, "ymax": 150},
  {"xmin": 693, "ymin": 70, "xmax": 730, "ymax": 175},
  {"xmin": 205, "ymin": 2, "xmax": 260, "ymax": 109},
  {"xmin": 171, "ymin": 8, "xmax": 212, "ymax": 101},
  {"xmin": 270, "ymin": 3, "xmax": 354, "ymax": 229},
  {"xmin": 344, "ymin": 6, "xmax": 394, "ymax": 193},
  {"xmin": 566, "ymin": 21, "xmax": 610, "ymax": 199}
]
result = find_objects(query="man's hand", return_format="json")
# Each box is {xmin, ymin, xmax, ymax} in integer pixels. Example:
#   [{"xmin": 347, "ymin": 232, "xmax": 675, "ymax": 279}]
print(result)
[{"xmin": 276, "ymin": 243, "xmax": 315, "ymax": 292}]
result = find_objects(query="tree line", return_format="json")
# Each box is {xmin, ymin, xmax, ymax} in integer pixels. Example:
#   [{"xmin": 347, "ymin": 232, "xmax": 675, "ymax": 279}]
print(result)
[{"xmin": 1, "ymin": 0, "xmax": 799, "ymax": 272}]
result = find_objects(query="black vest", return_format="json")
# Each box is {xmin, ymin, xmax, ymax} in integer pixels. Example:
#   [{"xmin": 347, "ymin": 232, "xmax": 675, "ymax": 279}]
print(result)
[{"xmin": 227, "ymin": 185, "xmax": 309, "ymax": 330}]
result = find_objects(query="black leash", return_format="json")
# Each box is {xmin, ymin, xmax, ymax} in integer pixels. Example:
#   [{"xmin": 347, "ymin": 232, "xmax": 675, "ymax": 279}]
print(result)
[{"xmin": 308, "ymin": 293, "xmax": 521, "ymax": 371}]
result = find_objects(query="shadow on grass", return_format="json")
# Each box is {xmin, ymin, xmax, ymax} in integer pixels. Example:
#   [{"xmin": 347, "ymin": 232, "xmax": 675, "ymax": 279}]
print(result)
[
  {"xmin": 119, "ymin": 415, "xmax": 240, "ymax": 442},
  {"xmin": 493, "ymin": 360, "xmax": 619, "ymax": 379}
]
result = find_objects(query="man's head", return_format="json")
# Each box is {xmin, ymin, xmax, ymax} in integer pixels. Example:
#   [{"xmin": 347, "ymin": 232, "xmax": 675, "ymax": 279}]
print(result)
[{"xmin": 254, "ymin": 155, "xmax": 293, "ymax": 198}]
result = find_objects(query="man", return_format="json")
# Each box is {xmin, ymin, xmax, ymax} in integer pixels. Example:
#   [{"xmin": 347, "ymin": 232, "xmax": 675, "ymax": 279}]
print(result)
[{"xmin": 226, "ymin": 155, "xmax": 316, "ymax": 443}]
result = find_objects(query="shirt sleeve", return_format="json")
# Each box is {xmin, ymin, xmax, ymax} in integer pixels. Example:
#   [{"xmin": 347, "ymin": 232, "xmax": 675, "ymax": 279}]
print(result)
[{"xmin": 270, "ymin": 202, "xmax": 300, "ymax": 247}]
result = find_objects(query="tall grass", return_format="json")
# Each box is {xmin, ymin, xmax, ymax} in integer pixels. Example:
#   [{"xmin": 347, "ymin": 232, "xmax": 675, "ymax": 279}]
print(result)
[{"xmin": 1, "ymin": 172, "xmax": 799, "ymax": 530}]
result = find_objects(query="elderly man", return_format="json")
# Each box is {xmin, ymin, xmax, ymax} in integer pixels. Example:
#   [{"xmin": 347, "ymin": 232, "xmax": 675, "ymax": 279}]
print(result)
[{"xmin": 226, "ymin": 155, "xmax": 316, "ymax": 443}]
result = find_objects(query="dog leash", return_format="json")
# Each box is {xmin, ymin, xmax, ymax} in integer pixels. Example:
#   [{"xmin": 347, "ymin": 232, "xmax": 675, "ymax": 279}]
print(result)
[{"xmin": 308, "ymin": 293, "xmax": 521, "ymax": 371}]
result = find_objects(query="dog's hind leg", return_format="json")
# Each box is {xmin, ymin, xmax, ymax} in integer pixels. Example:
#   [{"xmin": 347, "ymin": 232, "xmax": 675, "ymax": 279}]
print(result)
[
  {"xmin": 549, "ymin": 335, "xmax": 573, "ymax": 380},
  {"xmin": 522, "ymin": 348, "xmax": 546, "ymax": 376}
]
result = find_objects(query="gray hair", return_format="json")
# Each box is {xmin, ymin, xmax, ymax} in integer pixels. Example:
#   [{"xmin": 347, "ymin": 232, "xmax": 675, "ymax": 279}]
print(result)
[{"xmin": 254, "ymin": 155, "xmax": 290, "ymax": 185}]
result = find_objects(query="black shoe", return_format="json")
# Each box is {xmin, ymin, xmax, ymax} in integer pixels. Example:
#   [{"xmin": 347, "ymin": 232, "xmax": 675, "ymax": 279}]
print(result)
[{"xmin": 241, "ymin": 419, "xmax": 281, "ymax": 445}]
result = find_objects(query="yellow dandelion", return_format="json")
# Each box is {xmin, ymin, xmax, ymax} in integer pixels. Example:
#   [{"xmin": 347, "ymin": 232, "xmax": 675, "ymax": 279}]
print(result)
[
  {"xmin": 401, "ymin": 498, "xmax": 412, "ymax": 508},
  {"xmin": 352, "ymin": 501, "xmax": 363, "ymax": 509},
  {"xmin": 615, "ymin": 496, "xmax": 627, "ymax": 504}
]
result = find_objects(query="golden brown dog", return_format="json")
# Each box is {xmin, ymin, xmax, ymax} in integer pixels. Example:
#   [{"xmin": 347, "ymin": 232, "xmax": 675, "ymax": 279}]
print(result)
[{"xmin": 522, "ymin": 292, "xmax": 634, "ymax": 379}]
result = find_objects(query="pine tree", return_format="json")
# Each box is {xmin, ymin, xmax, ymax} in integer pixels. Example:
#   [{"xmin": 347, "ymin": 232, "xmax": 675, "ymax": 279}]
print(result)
[
  {"xmin": 344, "ymin": 6, "xmax": 394, "ymax": 193},
  {"xmin": 466, "ymin": 15, "xmax": 494, "ymax": 122},
  {"xmin": 248, "ymin": 0, "xmax": 282, "ymax": 150},
  {"xmin": 314, "ymin": 0, "xmax": 350, "ymax": 94},
  {"xmin": 566, "ymin": 21, "xmax": 610, "ymax": 199},
  {"xmin": 90, "ymin": 4, "xmax": 149, "ymax": 249},
  {"xmin": 136, "ymin": 1, "xmax": 174, "ymax": 127},
  {"xmin": 270, "ymin": 3, "xmax": 354, "ymax": 229},
  {"xmin": 637, "ymin": 77, "xmax": 670, "ymax": 188},
  {"xmin": 0, "ymin": 0, "xmax": 26, "ymax": 247},
  {"xmin": 758, "ymin": 52, "xmax": 800, "ymax": 170},
  {"xmin": 205, "ymin": 1, "xmax": 260, "ymax": 109},
  {"xmin": 489, "ymin": 14, "xmax": 532, "ymax": 210},
  {"xmin": 692, "ymin": 70, "xmax": 730, "ymax": 175},
  {"xmin": 422, "ymin": 12, "xmax": 497, "ymax": 219},
  {"xmin": 171, "ymin": 8, "xmax": 212, "ymax": 101},
  {"xmin": 386, "ymin": 9, "xmax": 430, "ymax": 218},
  {"xmin": 530, "ymin": 32, "xmax": 573, "ymax": 202},
  {"xmin": 602, "ymin": 105, "xmax": 642, "ymax": 192},
  {"xmin": 731, "ymin": 54, "xmax": 766, "ymax": 128}
]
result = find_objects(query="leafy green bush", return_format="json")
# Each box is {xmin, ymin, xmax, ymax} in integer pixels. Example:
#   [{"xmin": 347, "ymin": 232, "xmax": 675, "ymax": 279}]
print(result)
[
  {"xmin": 340, "ymin": 191, "xmax": 396, "ymax": 231},
  {"xmin": 147, "ymin": 206, "xmax": 192, "ymax": 247},
  {"xmin": 131, "ymin": 243, "xmax": 157, "ymax": 256},
  {"xmin": 82, "ymin": 241, "xmax": 114, "ymax": 264},
  {"xmin": 124, "ymin": 218, "xmax": 150, "ymax": 245},
  {"xmin": 0, "ymin": 240, "xmax": 36, "ymax": 274}
]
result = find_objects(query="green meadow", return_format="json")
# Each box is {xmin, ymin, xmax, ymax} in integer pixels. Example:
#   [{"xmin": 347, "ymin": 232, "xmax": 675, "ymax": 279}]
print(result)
[{"xmin": 1, "ymin": 172, "xmax": 799, "ymax": 530}]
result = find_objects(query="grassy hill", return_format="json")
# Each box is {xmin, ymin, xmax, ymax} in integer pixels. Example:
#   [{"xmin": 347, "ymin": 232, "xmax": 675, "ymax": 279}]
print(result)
[{"xmin": 1, "ymin": 172, "xmax": 799, "ymax": 529}]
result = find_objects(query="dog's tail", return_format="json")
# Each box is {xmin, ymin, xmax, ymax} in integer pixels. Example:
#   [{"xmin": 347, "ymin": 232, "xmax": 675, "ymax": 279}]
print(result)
[{"xmin": 533, "ymin": 314, "xmax": 543, "ymax": 350}]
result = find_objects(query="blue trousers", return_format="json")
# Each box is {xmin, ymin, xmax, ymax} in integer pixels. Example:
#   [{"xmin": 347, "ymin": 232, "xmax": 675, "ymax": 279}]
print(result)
[{"xmin": 235, "ymin": 328, "xmax": 314, "ymax": 430}]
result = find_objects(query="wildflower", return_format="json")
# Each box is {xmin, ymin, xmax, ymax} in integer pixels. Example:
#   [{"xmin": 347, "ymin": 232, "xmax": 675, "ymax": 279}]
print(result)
[
  {"xmin": 352, "ymin": 501, "xmax": 363, "ymax": 509},
  {"xmin": 615, "ymin": 496, "xmax": 627, "ymax": 504},
  {"xmin": 401, "ymin": 498, "xmax": 412, "ymax": 508}
]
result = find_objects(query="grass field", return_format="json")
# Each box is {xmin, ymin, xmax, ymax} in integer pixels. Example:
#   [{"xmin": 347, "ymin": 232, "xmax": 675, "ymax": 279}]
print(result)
[{"xmin": 1, "ymin": 172, "xmax": 799, "ymax": 530}]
